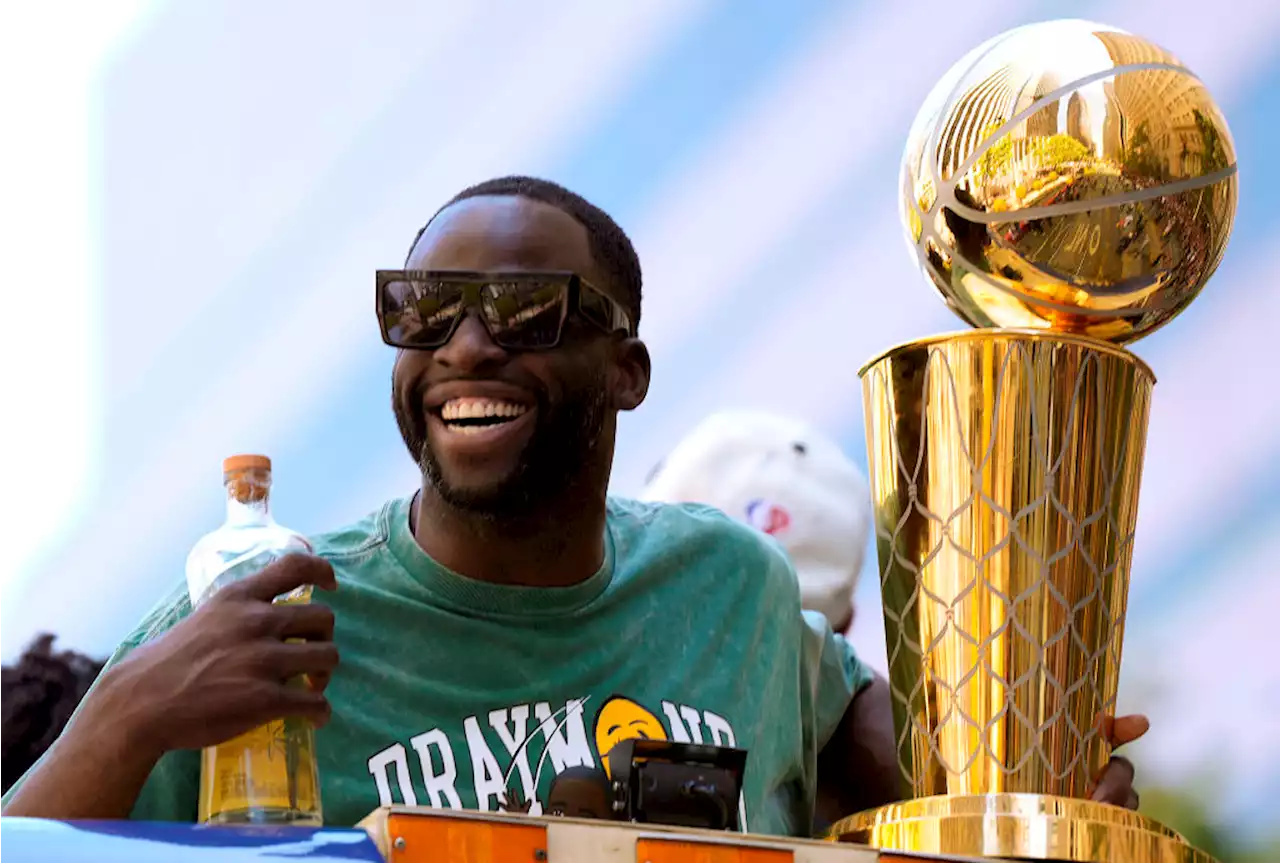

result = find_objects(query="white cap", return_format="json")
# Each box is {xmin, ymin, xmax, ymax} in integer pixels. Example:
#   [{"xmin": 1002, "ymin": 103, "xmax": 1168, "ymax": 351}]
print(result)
[{"xmin": 640, "ymin": 411, "xmax": 872, "ymax": 629}]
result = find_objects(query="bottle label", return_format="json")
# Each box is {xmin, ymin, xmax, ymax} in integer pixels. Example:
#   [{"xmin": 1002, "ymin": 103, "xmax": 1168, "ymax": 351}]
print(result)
[{"xmin": 198, "ymin": 718, "xmax": 321, "ymax": 824}]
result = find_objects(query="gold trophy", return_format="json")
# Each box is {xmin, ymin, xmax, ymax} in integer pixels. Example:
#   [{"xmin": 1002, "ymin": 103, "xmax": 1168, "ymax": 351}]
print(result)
[{"xmin": 829, "ymin": 20, "xmax": 1236, "ymax": 863}]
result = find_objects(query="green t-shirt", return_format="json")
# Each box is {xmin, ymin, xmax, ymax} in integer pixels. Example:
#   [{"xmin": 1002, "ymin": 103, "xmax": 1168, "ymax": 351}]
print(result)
[{"xmin": 11, "ymin": 496, "xmax": 871, "ymax": 836}]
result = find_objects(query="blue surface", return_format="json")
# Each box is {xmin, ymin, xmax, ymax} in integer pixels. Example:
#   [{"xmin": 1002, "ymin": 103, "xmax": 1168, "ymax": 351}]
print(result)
[{"xmin": 0, "ymin": 818, "xmax": 384, "ymax": 863}]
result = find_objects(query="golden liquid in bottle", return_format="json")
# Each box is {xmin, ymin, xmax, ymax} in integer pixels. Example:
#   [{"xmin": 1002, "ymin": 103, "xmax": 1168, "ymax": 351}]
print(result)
[
  {"xmin": 198, "ymin": 715, "xmax": 322, "ymax": 825},
  {"xmin": 197, "ymin": 590, "xmax": 323, "ymax": 826}
]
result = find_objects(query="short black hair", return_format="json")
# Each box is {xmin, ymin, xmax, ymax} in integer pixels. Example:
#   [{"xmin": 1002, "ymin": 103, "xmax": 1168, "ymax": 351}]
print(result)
[
  {"xmin": 407, "ymin": 176, "xmax": 643, "ymax": 327},
  {"xmin": 2, "ymin": 634, "xmax": 105, "ymax": 793}
]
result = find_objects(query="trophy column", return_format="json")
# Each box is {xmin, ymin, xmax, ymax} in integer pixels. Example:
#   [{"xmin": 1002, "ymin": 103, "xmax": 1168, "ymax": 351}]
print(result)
[
  {"xmin": 829, "ymin": 18, "xmax": 1237, "ymax": 863},
  {"xmin": 832, "ymin": 331, "xmax": 1208, "ymax": 862}
]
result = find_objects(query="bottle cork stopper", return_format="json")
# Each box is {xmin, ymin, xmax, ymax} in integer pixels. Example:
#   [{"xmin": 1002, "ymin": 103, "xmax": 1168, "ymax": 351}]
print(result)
[{"xmin": 223, "ymin": 454, "xmax": 272, "ymax": 474}]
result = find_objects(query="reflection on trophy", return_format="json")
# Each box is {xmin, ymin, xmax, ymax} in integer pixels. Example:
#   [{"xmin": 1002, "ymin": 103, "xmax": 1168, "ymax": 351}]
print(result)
[{"xmin": 831, "ymin": 20, "xmax": 1236, "ymax": 863}]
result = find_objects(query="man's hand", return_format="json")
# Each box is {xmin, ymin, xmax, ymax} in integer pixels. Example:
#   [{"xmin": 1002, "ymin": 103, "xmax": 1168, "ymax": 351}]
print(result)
[
  {"xmin": 1090, "ymin": 714, "xmax": 1149, "ymax": 810},
  {"xmin": 2, "ymin": 554, "xmax": 338, "ymax": 820},
  {"xmin": 499, "ymin": 786, "xmax": 534, "ymax": 814},
  {"xmin": 98, "ymin": 554, "xmax": 339, "ymax": 756}
]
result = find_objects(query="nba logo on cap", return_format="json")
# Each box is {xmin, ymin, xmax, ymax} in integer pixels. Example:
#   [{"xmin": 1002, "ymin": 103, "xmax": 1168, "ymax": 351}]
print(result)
[{"xmin": 745, "ymin": 499, "xmax": 791, "ymax": 536}]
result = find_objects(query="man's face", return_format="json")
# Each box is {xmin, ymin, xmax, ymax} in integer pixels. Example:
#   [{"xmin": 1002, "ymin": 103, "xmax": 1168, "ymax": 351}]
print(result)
[{"xmin": 392, "ymin": 195, "xmax": 645, "ymax": 518}]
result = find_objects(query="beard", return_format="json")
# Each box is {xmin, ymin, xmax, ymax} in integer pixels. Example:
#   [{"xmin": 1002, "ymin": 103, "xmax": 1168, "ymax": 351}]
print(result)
[{"xmin": 393, "ymin": 370, "xmax": 608, "ymax": 521}]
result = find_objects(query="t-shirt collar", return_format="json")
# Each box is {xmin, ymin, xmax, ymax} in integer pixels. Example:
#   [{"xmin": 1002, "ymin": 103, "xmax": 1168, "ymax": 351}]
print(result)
[{"xmin": 382, "ymin": 493, "xmax": 615, "ymax": 617}]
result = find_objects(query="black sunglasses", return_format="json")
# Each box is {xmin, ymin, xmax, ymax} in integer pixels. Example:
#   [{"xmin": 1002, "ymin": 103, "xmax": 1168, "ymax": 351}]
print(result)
[{"xmin": 376, "ymin": 270, "xmax": 635, "ymax": 350}]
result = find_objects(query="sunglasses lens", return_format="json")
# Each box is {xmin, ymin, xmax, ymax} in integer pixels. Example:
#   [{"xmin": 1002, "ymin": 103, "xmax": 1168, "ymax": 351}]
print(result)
[
  {"xmin": 578, "ymin": 285, "xmax": 623, "ymax": 333},
  {"xmin": 381, "ymin": 280, "xmax": 466, "ymax": 347},
  {"xmin": 481, "ymin": 280, "xmax": 567, "ymax": 348}
]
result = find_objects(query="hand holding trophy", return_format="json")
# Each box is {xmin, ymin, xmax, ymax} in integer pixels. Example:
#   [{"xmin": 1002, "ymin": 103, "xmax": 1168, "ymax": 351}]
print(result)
[{"xmin": 832, "ymin": 19, "xmax": 1235, "ymax": 863}]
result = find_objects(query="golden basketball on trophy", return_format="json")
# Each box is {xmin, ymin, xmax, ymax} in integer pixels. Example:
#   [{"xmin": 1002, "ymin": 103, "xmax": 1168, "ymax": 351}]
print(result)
[{"xmin": 831, "ymin": 19, "xmax": 1236, "ymax": 863}]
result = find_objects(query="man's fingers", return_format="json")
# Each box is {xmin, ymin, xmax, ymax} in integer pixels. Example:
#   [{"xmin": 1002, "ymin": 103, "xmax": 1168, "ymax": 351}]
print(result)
[
  {"xmin": 1091, "ymin": 756, "xmax": 1136, "ymax": 807},
  {"xmin": 227, "ymin": 554, "xmax": 337, "ymax": 603},
  {"xmin": 271, "ymin": 602, "xmax": 336, "ymax": 642},
  {"xmin": 262, "ymin": 642, "xmax": 340, "ymax": 680},
  {"xmin": 305, "ymin": 670, "xmax": 333, "ymax": 693},
  {"xmin": 1109, "ymin": 714, "xmax": 1150, "ymax": 746},
  {"xmin": 276, "ymin": 686, "xmax": 333, "ymax": 728}
]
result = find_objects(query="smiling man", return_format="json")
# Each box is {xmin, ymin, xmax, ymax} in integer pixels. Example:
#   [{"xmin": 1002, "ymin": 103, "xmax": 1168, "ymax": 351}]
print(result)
[{"xmin": 2, "ymin": 176, "xmax": 1146, "ymax": 834}]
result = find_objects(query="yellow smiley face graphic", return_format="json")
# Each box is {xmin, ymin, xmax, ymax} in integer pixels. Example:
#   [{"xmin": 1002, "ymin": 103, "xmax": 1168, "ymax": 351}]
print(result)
[{"xmin": 593, "ymin": 695, "xmax": 668, "ymax": 778}]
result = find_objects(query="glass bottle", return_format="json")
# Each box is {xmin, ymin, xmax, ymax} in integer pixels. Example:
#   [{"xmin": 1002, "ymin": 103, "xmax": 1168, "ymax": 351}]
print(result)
[{"xmin": 185, "ymin": 454, "xmax": 323, "ymax": 825}]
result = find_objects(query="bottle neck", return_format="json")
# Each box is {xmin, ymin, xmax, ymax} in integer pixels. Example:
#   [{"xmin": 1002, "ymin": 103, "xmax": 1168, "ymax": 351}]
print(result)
[{"xmin": 224, "ymin": 468, "xmax": 275, "ymax": 527}]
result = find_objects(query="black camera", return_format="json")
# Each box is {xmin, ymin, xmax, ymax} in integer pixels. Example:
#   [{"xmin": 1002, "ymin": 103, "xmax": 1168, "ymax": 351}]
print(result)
[{"xmin": 607, "ymin": 739, "xmax": 748, "ymax": 831}]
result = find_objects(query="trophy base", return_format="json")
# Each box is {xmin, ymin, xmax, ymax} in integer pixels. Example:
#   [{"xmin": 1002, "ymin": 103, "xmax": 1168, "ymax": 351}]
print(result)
[{"xmin": 828, "ymin": 793, "xmax": 1217, "ymax": 862}]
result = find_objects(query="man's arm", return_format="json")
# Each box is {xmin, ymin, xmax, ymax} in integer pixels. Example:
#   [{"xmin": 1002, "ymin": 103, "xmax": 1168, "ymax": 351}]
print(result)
[
  {"xmin": 2, "ymin": 665, "xmax": 168, "ymax": 819},
  {"xmin": 814, "ymin": 674, "xmax": 901, "ymax": 827},
  {"xmin": 2, "ymin": 556, "xmax": 337, "ymax": 821}
]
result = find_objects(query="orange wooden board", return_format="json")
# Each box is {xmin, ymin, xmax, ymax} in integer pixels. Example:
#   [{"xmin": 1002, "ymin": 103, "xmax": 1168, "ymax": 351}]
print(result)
[
  {"xmin": 636, "ymin": 836, "xmax": 793, "ymax": 863},
  {"xmin": 386, "ymin": 813, "xmax": 549, "ymax": 863}
]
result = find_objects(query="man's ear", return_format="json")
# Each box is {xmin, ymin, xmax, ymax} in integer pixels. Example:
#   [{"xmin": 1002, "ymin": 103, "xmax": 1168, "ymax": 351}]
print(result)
[{"xmin": 610, "ymin": 338, "xmax": 651, "ymax": 412}]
